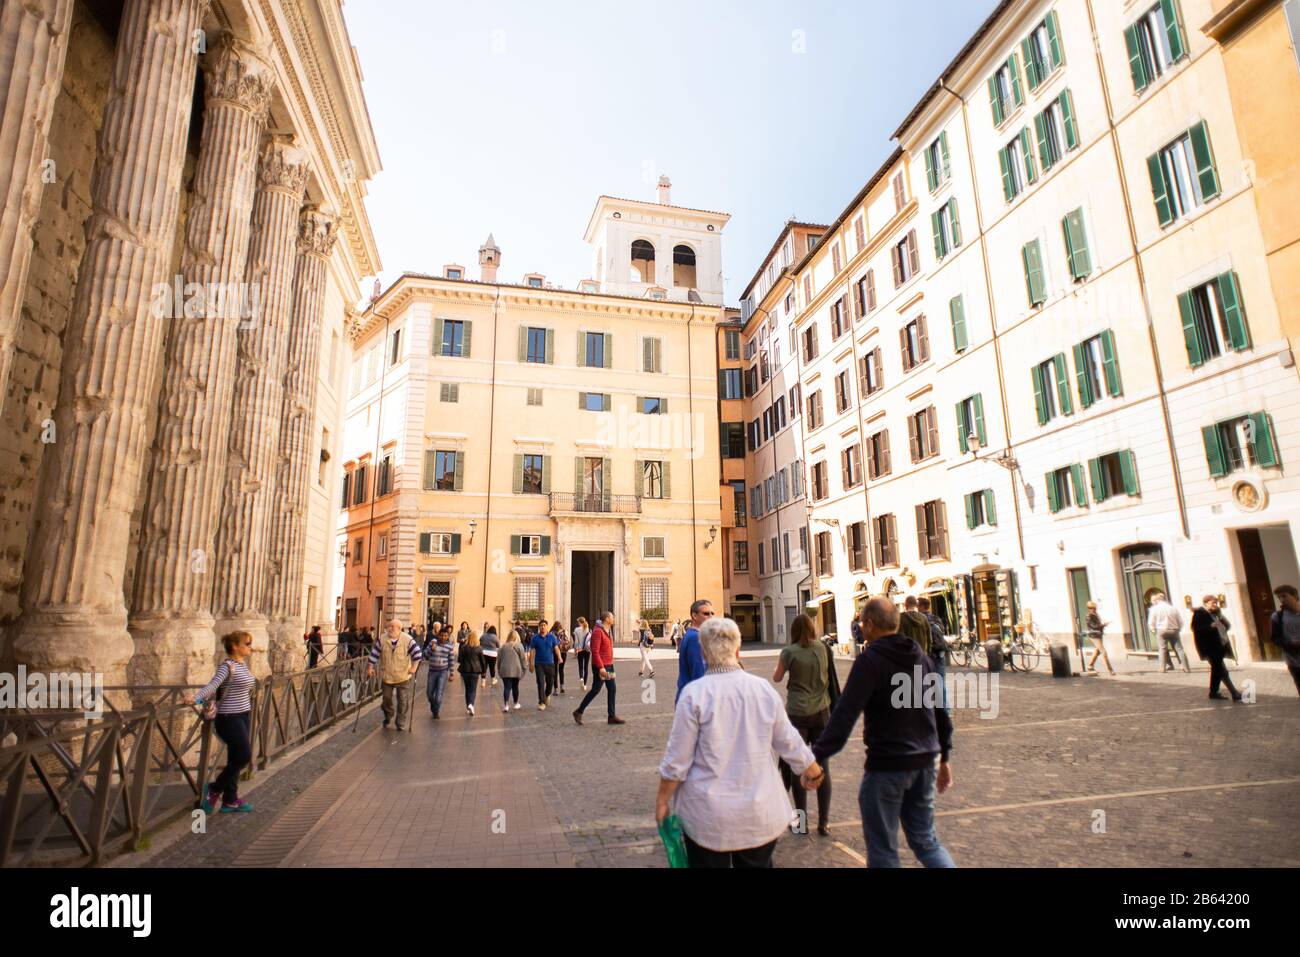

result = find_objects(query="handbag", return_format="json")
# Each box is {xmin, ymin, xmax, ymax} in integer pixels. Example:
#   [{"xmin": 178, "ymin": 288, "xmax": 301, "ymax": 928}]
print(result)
[
  {"xmin": 658, "ymin": 814, "xmax": 690, "ymax": 869},
  {"xmin": 200, "ymin": 659, "xmax": 236, "ymax": 720}
]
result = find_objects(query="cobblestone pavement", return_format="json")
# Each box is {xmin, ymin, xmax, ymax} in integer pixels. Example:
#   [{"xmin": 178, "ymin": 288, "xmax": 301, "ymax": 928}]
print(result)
[{"xmin": 125, "ymin": 647, "xmax": 1300, "ymax": 868}]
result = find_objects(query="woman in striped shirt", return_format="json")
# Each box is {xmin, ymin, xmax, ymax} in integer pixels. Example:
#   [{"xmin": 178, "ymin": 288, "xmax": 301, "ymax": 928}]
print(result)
[{"xmin": 193, "ymin": 631, "xmax": 257, "ymax": 814}]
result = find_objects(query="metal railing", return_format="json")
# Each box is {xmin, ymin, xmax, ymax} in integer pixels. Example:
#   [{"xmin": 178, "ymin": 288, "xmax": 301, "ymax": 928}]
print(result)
[
  {"xmin": 548, "ymin": 492, "xmax": 642, "ymax": 515},
  {"xmin": 0, "ymin": 656, "xmax": 381, "ymax": 867}
]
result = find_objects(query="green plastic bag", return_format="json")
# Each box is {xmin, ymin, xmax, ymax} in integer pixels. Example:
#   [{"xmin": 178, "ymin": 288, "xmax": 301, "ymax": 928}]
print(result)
[{"xmin": 658, "ymin": 814, "xmax": 689, "ymax": 869}]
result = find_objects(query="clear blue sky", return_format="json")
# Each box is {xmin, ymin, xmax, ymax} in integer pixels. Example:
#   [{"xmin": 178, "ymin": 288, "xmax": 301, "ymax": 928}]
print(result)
[{"xmin": 343, "ymin": 0, "xmax": 1000, "ymax": 304}]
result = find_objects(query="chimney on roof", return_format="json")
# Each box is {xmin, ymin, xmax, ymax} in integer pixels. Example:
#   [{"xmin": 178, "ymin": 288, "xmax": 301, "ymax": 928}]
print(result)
[
  {"xmin": 479, "ymin": 233, "xmax": 501, "ymax": 283},
  {"xmin": 657, "ymin": 175, "xmax": 672, "ymax": 206}
]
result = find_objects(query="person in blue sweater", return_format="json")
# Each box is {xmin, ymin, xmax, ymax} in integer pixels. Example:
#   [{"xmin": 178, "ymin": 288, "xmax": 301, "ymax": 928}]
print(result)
[
  {"xmin": 811, "ymin": 596, "xmax": 955, "ymax": 868},
  {"xmin": 676, "ymin": 599, "xmax": 714, "ymax": 703}
]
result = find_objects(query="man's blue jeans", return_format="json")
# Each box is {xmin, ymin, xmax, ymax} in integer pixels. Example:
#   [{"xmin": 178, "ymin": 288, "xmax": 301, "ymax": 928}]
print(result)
[
  {"xmin": 858, "ymin": 765, "xmax": 955, "ymax": 868},
  {"xmin": 426, "ymin": 667, "xmax": 449, "ymax": 715}
]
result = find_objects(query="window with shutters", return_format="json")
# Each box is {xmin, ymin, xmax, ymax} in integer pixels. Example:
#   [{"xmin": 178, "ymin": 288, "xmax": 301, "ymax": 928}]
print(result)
[
  {"xmin": 785, "ymin": 291, "xmax": 795, "ymax": 314},
  {"xmin": 1061, "ymin": 207, "xmax": 1091, "ymax": 281},
  {"xmin": 515, "ymin": 535, "xmax": 546, "ymax": 557},
  {"xmin": 1034, "ymin": 92, "xmax": 1078, "ymax": 173},
  {"xmin": 744, "ymin": 365, "xmax": 757, "ymax": 397},
  {"xmin": 1150, "ymin": 124, "xmax": 1219, "ymax": 227},
  {"xmin": 956, "ymin": 394, "xmax": 987, "ymax": 453},
  {"xmin": 583, "ymin": 331, "xmax": 607, "ymax": 368},
  {"xmin": 830, "ymin": 298, "xmax": 847, "ymax": 340},
  {"xmin": 792, "ymin": 464, "xmax": 804, "ymax": 499},
  {"xmin": 1045, "ymin": 464, "xmax": 1088, "ymax": 513},
  {"xmin": 1073, "ymin": 332, "xmax": 1122, "ymax": 408},
  {"xmin": 719, "ymin": 369, "xmax": 742, "ymax": 400},
  {"xmin": 1032, "ymin": 354, "xmax": 1072, "ymax": 424},
  {"xmin": 440, "ymin": 382, "xmax": 460, "ymax": 403},
  {"xmin": 525, "ymin": 327, "xmax": 548, "ymax": 364},
  {"xmin": 432, "ymin": 451, "xmax": 459, "ymax": 491},
  {"xmin": 1126, "ymin": 1, "xmax": 1187, "ymax": 93},
  {"xmin": 847, "ymin": 521, "xmax": 867, "ymax": 571},
  {"xmin": 932, "ymin": 199, "xmax": 961, "ymax": 260},
  {"xmin": 420, "ymin": 532, "xmax": 456, "ymax": 555},
  {"xmin": 867, "ymin": 429, "xmax": 892, "ymax": 480},
  {"xmin": 856, "ymin": 270, "xmax": 877, "ymax": 316},
  {"xmin": 642, "ymin": 336, "xmax": 664, "ymax": 373},
  {"xmin": 832, "ymin": 242, "xmax": 843, "ymax": 274},
  {"xmin": 747, "ymin": 419, "xmax": 760, "ymax": 452},
  {"xmin": 988, "ymin": 57, "xmax": 1023, "ymax": 127},
  {"xmin": 892, "ymin": 173, "xmax": 906, "ymax": 212},
  {"xmin": 774, "ymin": 396, "xmax": 787, "ymax": 432},
  {"xmin": 1022, "ymin": 239, "xmax": 1048, "ymax": 306},
  {"xmin": 377, "ymin": 455, "xmax": 393, "ymax": 496},
  {"xmin": 783, "ymin": 532, "xmax": 792, "ymax": 569},
  {"xmin": 798, "ymin": 526, "xmax": 810, "ymax": 565},
  {"xmin": 1088, "ymin": 451, "xmax": 1140, "ymax": 503},
  {"xmin": 854, "ymin": 216, "xmax": 866, "ymax": 251},
  {"xmin": 388, "ymin": 327, "xmax": 403, "ymax": 366},
  {"xmin": 860, "ymin": 349, "xmax": 883, "ymax": 397},
  {"xmin": 642, "ymin": 537, "xmax": 666, "ymax": 561},
  {"xmin": 803, "ymin": 273, "xmax": 814, "ymax": 306},
  {"xmin": 874, "ymin": 514, "xmax": 898, "ymax": 567},
  {"xmin": 811, "ymin": 461, "xmax": 829, "ymax": 501},
  {"xmin": 908, "ymin": 406, "xmax": 940, "ymax": 462},
  {"xmin": 965, "ymin": 489, "xmax": 997, "ymax": 529},
  {"xmin": 1022, "ymin": 12, "xmax": 1063, "ymax": 92},
  {"xmin": 815, "ymin": 531, "xmax": 833, "ymax": 576},
  {"xmin": 352, "ymin": 537, "xmax": 364, "ymax": 564},
  {"xmin": 949, "ymin": 295, "xmax": 969, "ymax": 353},
  {"xmin": 340, "ymin": 470, "xmax": 352, "ymax": 508},
  {"xmin": 790, "ymin": 384, "xmax": 801, "ymax": 418},
  {"xmin": 925, "ymin": 132, "xmax": 952, "ymax": 192},
  {"xmin": 916, "ymin": 500, "xmax": 949, "ymax": 560},
  {"xmin": 725, "ymin": 329, "xmax": 741, "ymax": 360},
  {"xmin": 353, "ymin": 463, "xmax": 369, "ymax": 505},
  {"xmin": 807, "ymin": 390, "xmax": 823, "ymax": 431},
  {"xmin": 757, "ymin": 539, "xmax": 766, "ymax": 575},
  {"xmin": 1000, "ymin": 128, "xmax": 1037, "ymax": 202},
  {"xmin": 802, "ymin": 324, "xmax": 819, "ymax": 362},
  {"xmin": 722, "ymin": 422, "xmax": 745, "ymax": 459},
  {"xmin": 1180, "ymin": 272, "xmax": 1250, "ymax": 367},
  {"xmin": 842, "ymin": 444, "xmax": 863, "ymax": 489},
  {"xmin": 900, "ymin": 316, "xmax": 930, "ymax": 371},
  {"xmin": 580, "ymin": 392, "xmax": 610, "ymax": 412},
  {"xmin": 438, "ymin": 319, "xmax": 468, "ymax": 357},
  {"xmin": 1203, "ymin": 413, "xmax": 1281, "ymax": 477},
  {"xmin": 733, "ymin": 541, "xmax": 749, "ymax": 572},
  {"xmin": 520, "ymin": 454, "xmax": 544, "ymax": 495},
  {"xmin": 835, "ymin": 369, "xmax": 853, "ymax": 414},
  {"xmin": 760, "ymin": 351, "xmax": 770, "ymax": 383},
  {"xmin": 640, "ymin": 396, "xmax": 664, "ymax": 415},
  {"xmin": 377, "ymin": 533, "xmax": 388, "ymax": 560},
  {"xmin": 641, "ymin": 460, "xmax": 665, "ymax": 499},
  {"xmin": 892, "ymin": 230, "xmax": 920, "ymax": 287}
]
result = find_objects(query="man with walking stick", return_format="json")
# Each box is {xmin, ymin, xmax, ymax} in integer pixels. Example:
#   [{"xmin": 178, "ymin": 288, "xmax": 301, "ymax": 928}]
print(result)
[{"xmin": 367, "ymin": 617, "xmax": 423, "ymax": 731}]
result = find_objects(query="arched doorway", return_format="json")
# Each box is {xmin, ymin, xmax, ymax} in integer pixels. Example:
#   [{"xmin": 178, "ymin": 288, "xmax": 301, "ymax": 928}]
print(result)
[
  {"xmin": 1119, "ymin": 544, "xmax": 1167, "ymax": 653},
  {"xmin": 630, "ymin": 239, "xmax": 655, "ymax": 283}
]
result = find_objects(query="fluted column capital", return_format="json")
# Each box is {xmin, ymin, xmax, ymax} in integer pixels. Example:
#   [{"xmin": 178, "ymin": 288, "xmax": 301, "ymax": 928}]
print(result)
[
  {"xmin": 258, "ymin": 133, "xmax": 310, "ymax": 196},
  {"xmin": 297, "ymin": 204, "xmax": 338, "ymax": 258},
  {"xmin": 202, "ymin": 34, "xmax": 274, "ymax": 120}
]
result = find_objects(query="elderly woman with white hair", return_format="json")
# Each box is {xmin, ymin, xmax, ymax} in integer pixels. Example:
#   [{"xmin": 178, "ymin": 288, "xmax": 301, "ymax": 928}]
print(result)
[{"xmin": 655, "ymin": 616, "xmax": 824, "ymax": 867}]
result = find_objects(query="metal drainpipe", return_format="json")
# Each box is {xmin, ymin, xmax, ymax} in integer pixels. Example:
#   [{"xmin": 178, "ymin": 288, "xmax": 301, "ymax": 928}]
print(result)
[
  {"xmin": 362, "ymin": 297, "xmax": 392, "ymax": 618},
  {"xmin": 481, "ymin": 284, "xmax": 502, "ymax": 607},
  {"xmin": 686, "ymin": 301, "xmax": 699, "ymax": 597}
]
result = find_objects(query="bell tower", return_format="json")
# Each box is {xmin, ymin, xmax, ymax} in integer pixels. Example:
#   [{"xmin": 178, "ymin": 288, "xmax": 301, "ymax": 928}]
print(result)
[{"xmin": 479, "ymin": 233, "xmax": 501, "ymax": 283}]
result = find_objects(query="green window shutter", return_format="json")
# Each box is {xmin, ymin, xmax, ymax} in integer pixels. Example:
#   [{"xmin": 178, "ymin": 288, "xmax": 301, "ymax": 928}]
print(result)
[
  {"xmin": 950, "ymin": 295, "xmax": 968, "ymax": 352},
  {"xmin": 956, "ymin": 403, "xmax": 969, "ymax": 454},
  {"xmin": 932, "ymin": 210, "xmax": 944, "ymax": 259},
  {"xmin": 1054, "ymin": 353, "xmax": 1073, "ymax": 415},
  {"xmin": 634, "ymin": 460, "xmax": 644, "ymax": 497},
  {"xmin": 577, "ymin": 333, "xmax": 586, "ymax": 367},
  {"xmin": 1125, "ymin": 24, "xmax": 1149, "ymax": 92},
  {"xmin": 999, "ymin": 147, "xmax": 1014, "ymax": 202},
  {"xmin": 517, "ymin": 326, "xmax": 527, "ymax": 362},
  {"xmin": 1063, "ymin": 208, "xmax": 1090, "ymax": 280},
  {"xmin": 1250, "ymin": 412, "xmax": 1280, "ymax": 468},
  {"xmin": 1046, "ymin": 472, "xmax": 1060, "ymax": 513},
  {"xmin": 418, "ymin": 532, "xmax": 432, "ymax": 554},
  {"xmin": 1023, "ymin": 241, "xmax": 1046, "ymax": 306},
  {"xmin": 940, "ymin": 132, "xmax": 952, "ymax": 179},
  {"xmin": 1148, "ymin": 152, "xmax": 1174, "ymax": 227},
  {"xmin": 989, "ymin": 75, "xmax": 1004, "ymax": 126},
  {"xmin": 1161, "ymin": 0, "xmax": 1186, "ymax": 61},
  {"xmin": 541, "ymin": 455, "xmax": 552, "ymax": 494},
  {"xmin": 643, "ymin": 337, "xmax": 654, "ymax": 372},
  {"xmin": 1189, "ymin": 120, "xmax": 1220, "ymax": 202},
  {"xmin": 1022, "ymin": 38, "xmax": 1040, "ymax": 89},
  {"xmin": 1059, "ymin": 89, "xmax": 1078, "ymax": 150},
  {"xmin": 1073, "ymin": 342, "xmax": 1093, "ymax": 409},
  {"xmin": 949, "ymin": 199, "xmax": 961, "ymax": 247},
  {"xmin": 984, "ymin": 489, "xmax": 997, "ymax": 526},
  {"xmin": 925, "ymin": 148, "xmax": 937, "ymax": 192},
  {"xmin": 602, "ymin": 393, "xmax": 611, "ymax": 412},
  {"xmin": 540, "ymin": 536, "xmax": 551, "ymax": 557},
  {"xmin": 1034, "ymin": 111, "xmax": 1051, "ymax": 171},
  {"xmin": 1202, "ymin": 425, "xmax": 1227, "ymax": 477},
  {"xmin": 964, "ymin": 493, "xmax": 976, "ymax": 530},
  {"xmin": 510, "ymin": 535, "xmax": 521, "ymax": 556},
  {"xmin": 574, "ymin": 457, "xmax": 584, "ymax": 496},
  {"xmin": 1178, "ymin": 291, "xmax": 1204, "ymax": 367},
  {"xmin": 1100, "ymin": 330, "xmax": 1122, "ymax": 396},
  {"xmin": 654, "ymin": 337, "xmax": 663, "ymax": 372},
  {"xmin": 453, "ymin": 451, "xmax": 465, "ymax": 491},
  {"xmin": 545, "ymin": 328, "xmax": 555, "ymax": 364},
  {"xmin": 1070, "ymin": 463, "xmax": 1088, "ymax": 507},
  {"xmin": 601, "ymin": 458, "xmax": 612, "ymax": 508},
  {"xmin": 602, "ymin": 333, "xmax": 612, "ymax": 368},
  {"xmin": 974, "ymin": 393, "xmax": 987, "ymax": 446},
  {"xmin": 450, "ymin": 533, "xmax": 462, "ymax": 554},
  {"xmin": 512, "ymin": 454, "xmax": 524, "ymax": 494},
  {"xmin": 660, "ymin": 397, "xmax": 668, "ymax": 415},
  {"xmin": 662, "ymin": 462, "xmax": 672, "ymax": 499},
  {"xmin": 1088, "ymin": 457, "xmax": 1105, "ymax": 503},
  {"xmin": 423, "ymin": 450, "xmax": 436, "ymax": 489},
  {"xmin": 1008, "ymin": 53, "xmax": 1023, "ymax": 105},
  {"xmin": 1120, "ymin": 450, "xmax": 1139, "ymax": 496},
  {"xmin": 433, "ymin": 318, "xmax": 445, "ymax": 355},
  {"xmin": 1217, "ymin": 271, "xmax": 1251, "ymax": 350},
  {"xmin": 1032, "ymin": 364, "xmax": 1048, "ymax": 425},
  {"xmin": 462, "ymin": 320, "xmax": 472, "ymax": 357},
  {"xmin": 1020, "ymin": 128, "xmax": 1038, "ymax": 182},
  {"xmin": 1046, "ymin": 10, "xmax": 1064, "ymax": 69}
]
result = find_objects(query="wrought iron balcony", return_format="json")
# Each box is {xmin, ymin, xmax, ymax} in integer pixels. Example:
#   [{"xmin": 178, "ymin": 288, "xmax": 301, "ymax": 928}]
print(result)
[{"xmin": 549, "ymin": 492, "xmax": 642, "ymax": 516}]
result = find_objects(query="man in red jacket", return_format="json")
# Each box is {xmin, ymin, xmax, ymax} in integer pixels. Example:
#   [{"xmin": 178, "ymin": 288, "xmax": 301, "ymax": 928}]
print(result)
[{"xmin": 573, "ymin": 612, "xmax": 624, "ymax": 725}]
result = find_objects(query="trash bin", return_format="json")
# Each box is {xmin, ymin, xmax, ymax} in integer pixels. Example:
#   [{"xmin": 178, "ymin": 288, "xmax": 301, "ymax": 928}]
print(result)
[
  {"xmin": 985, "ymin": 639, "xmax": 1003, "ymax": 672},
  {"xmin": 1050, "ymin": 642, "xmax": 1072, "ymax": 678}
]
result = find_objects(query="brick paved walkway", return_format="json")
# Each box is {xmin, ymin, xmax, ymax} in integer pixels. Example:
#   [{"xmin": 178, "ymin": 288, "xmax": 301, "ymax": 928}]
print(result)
[{"xmin": 126, "ymin": 647, "xmax": 1300, "ymax": 868}]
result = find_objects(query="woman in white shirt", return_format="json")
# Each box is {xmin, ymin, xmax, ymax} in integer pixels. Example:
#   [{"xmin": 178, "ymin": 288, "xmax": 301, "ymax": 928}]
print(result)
[
  {"xmin": 655, "ymin": 616, "xmax": 823, "ymax": 868},
  {"xmin": 572, "ymin": 617, "xmax": 591, "ymax": 691}
]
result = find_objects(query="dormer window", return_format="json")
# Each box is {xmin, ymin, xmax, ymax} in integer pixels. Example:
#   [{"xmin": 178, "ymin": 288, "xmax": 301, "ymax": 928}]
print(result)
[
  {"xmin": 444, "ymin": 266, "xmax": 463, "ymax": 280},
  {"xmin": 524, "ymin": 273, "xmax": 545, "ymax": 289}
]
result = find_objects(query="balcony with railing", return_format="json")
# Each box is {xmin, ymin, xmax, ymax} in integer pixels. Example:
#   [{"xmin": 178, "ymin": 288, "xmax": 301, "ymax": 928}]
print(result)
[{"xmin": 548, "ymin": 492, "xmax": 642, "ymax": 517}]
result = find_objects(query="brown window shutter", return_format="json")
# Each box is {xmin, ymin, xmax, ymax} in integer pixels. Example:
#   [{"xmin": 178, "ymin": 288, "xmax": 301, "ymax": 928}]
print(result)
[
  {"xmin": 908, "ymin": 414, "xmax": 920, "ymax": 462},
  {"xmin": 899, "ymin": 327, "xmax": 910, "ymax": 370},
  {"xmin": 926, "ymin": 406, "xmax": 939, "ymax": 458},
  {"xmin": 915, "ymin": 504, "xmax": 928, "ymax": 560},
  {"xmin": 917, "ymin": 315, "xmax": 930, "ymax": 363},
  {"xmin": 880, "ymin": 429, "xmax": 892, "ymax": 474},
  {"xmin": 908, "ymin": 231, "xmax": 920, "ymax": 275},
  {"xmin": 936, "ymin": 500, "xmax": 949, "ymax": 557},
  {"xmin": 865, "ymin": 436, "xmax": 877, "ymax": 478},
  {"xmin": 873, "ymin": 349, "xmax": 883, "ymax": 388}
]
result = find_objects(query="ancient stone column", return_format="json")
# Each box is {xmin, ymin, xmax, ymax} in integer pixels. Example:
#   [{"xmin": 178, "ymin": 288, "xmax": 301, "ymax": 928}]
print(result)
[
  {"xmin": 11, "ymin": 0, "xmax": 209, "ymax": 686},
  {"xmin": 210, "ymin": 136, "xmax": 310, "ymax": 676},
  {"xmin": 0, "ymin": 0, "xmax": 74, "ymax": 406},
  {"xmin": 128, "ymin": 36, "xmax": 273, "ymax": 688},
  {"xmin": 265, "ymin": 205, "xmax": 337, "ymax": 673}
]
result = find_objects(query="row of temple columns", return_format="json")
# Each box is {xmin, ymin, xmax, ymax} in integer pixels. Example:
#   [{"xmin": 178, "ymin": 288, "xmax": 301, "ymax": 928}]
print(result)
[{"xmin": 0, "ymin": 0, "xmax": 340, "ymax": 691}]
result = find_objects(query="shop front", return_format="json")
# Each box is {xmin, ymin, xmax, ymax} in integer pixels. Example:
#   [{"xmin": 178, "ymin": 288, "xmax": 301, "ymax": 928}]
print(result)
[{"xmin": 955, "ymin": 565, "xmax": 1020, "ymax": 644}]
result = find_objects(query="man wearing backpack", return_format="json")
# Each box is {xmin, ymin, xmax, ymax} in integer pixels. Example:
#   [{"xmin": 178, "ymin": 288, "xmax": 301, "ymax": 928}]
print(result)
[{"xmin": 1271, "ymin": 585, "xmax": 1300, "ymax": 696}]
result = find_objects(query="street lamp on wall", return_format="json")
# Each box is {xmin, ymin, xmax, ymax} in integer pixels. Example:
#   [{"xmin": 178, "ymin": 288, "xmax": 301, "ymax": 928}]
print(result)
[
  {"xmin": 468, "ymin": 519, "xmax": 478, "ymax": 545},
  {"xmin": 705, "ymin": 525, "xmax": 718, "ymax": 548}
]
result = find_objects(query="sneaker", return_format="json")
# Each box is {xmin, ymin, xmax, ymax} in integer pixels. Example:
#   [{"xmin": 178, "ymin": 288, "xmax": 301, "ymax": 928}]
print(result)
[
  {"xmin": 572, "ymin": 710, "xmax": 583, "ymax": 726},
  {"xmin": 502, "ymin": 705, "xmax": 510, "ymax": 713},
  {"xmin": 468, "ymin": 704, "xmax": 475, "ymax": 715},
  {"xmin": 538, "ymin": 702, "xmax": 547, "ymax": 711},
  {"xmin": 607, "ymin": 715, "xmax": 625, "ymax": 725},
  {"xmin": 220, "ymin": 800, "xmax": 254, "ymax": 814},
  {"xmin": 200, "ymin": 787, "xmax": 219, "ymax": 815},
  {"xmin": 513, "ymin": 702, "xmax": 522, "ymax": 711}
]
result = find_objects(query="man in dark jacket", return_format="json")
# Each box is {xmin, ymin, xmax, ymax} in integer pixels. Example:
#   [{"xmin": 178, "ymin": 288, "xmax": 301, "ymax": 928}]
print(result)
[
  {"xmin": 1271, "ymin": 585, "xmax": 1300, "ymax": 696},
  {"xmin": 1191, "ymin": 595, "xmax": 1241, "ymax": 702},
  {"xmin": 812, "ymin": 596, "xmax": 954, "ymax": 868},
  {"xmin": 899, "ymin": 596, "xmax": 931, "ymax": 655}
]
